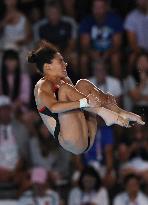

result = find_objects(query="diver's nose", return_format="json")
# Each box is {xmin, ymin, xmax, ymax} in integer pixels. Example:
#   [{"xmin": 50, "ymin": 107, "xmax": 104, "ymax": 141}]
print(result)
[{"xmin": 65, "ymin": 62, "xmax": 68, "ymax": 67}]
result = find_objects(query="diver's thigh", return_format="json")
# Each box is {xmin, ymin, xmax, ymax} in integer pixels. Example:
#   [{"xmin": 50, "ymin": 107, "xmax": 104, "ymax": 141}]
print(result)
[
  {"xmin": 85, "ymin": 113, "xmax": 97, "ymax": 150},
  {"xmin": 58, "ymin": 109, "xmax": 89, "ymax": 153}
]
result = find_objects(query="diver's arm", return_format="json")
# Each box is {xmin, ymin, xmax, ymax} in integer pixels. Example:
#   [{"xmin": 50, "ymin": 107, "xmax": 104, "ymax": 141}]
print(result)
[{"xmin": 38, "ymin": 89, "xmax": 90, "ymax": 113}]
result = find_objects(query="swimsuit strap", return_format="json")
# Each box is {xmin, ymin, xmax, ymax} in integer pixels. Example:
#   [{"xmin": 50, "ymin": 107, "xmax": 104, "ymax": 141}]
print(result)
[
  {"xmin": 38, "ymin": 106, "xmax": 46, "ymax": 112},
  {"xmin": 38, "ymin": 106, "xmax": 60, "ymax": 140},
  {"xmin": 38, "ymin": 83, "xmax": 59, "ymax": 112},
  {"xmin": 52, "ymin": 83, "xmax": 59, "ymax": 93},
  {"xmin": 51, "ymin": 83, "xmax": 59, "ymax": 100}
]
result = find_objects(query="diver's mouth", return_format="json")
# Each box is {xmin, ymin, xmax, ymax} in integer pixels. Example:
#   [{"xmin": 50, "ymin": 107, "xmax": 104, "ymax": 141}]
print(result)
[{"xmin": 62, "ymin": 70, "xmax": 67, "ymax": 74}]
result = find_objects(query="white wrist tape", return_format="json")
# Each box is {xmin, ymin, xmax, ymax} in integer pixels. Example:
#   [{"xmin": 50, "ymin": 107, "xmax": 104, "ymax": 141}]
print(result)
[{"xmin": 79, "ymin": 98, "xmax": 90, "ymax": 108}]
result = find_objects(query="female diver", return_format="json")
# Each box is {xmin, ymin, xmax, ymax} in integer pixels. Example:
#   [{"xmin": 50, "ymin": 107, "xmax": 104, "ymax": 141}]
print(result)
[{"xmin": 28, "ymin": 41, "xmax": 145, "ymax": 155}]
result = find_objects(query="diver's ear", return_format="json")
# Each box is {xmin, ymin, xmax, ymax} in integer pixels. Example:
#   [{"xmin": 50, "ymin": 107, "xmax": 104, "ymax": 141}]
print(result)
[{"xmin": 44, "ymin": 63, "xmax": 51, "ymax": 70}]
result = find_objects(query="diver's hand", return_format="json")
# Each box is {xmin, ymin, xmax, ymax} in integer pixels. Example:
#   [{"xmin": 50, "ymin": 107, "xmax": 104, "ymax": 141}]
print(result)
[{"xmin": 86, "ymin": 94, "xmax": 101, "ymax": 108}]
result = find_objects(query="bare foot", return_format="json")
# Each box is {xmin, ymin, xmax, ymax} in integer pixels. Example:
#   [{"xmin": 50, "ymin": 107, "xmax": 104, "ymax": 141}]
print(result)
[
  {"xmin": 98, "ymin": 107, "xmax": 130, "ymax": 127},
  {"xmin": 120, "ymin": 111, "xmax": 145, "ymax": 125}
]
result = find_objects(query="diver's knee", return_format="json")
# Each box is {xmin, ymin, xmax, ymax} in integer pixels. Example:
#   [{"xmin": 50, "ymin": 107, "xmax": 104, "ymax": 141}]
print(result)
[
  {"xmin": 76, "ymin": 79, "xmax": 90, "ymax": 88},
  {"xmin": 58, "ymin": 134, "xmax": 87, "ymax": 155}
]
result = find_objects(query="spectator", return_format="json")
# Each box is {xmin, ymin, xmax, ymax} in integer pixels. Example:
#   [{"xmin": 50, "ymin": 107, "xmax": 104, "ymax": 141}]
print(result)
[
  {"xmin": 29, "ymin": 6, "xmax": 43, "ymax": 25},
  {"xmin": 117, "ymin": 126, "xmax": 148, "ymax": 180},
  {"xmin": 124, "ymin": 0, "xmax": 148, "ymax": 72},
  {"xmin": 113, "ymin": 174, "xmax": 148, "ymax": 205},
  {"xmin": 68, "ymin": 166, "xmax": 109, "ymax": 205},
  {"xmin": 79, "ymin": 125, "xmax": 116, "ymax": 200},
  {"xmin": 18, "ymin": 167, "xmax": 60, "ymax": 205},
  {"xmin": 61, "ymin": 0, "xmax": 77, "ymax": 20},
  {"xmin": 88, "ymin": 59, "xmax": 123, "ymax": 104},
  {"xmin": 0, "ymin": 0, "xmax": 32, "ymax": 50},
  {"xmin": 33, "ymin": 2, "xmax": 78, "ymax": 45},
  {"xmin": 0, "ymin": 49, "xmax": 31, "ymax": 114},
  {"xmin": 123, "ymin": 51, "xmax": 148, "ymax": 121},
  {"xmin": 29, "ymin": 120, "xmax": 72, "ymax": 185},
  {"xmin": 59, "ymin": 0, "xmax": 92, "ymax": 23},
  {"xmin": 0, "ymin": 95, "xmax": 30, "ymax": 198},
  {"xmin": 73, "ymin": 125, "xmax": 115, "ymax": 177},
  {"xmin": 115, "ymin": 143, "xmax": 131, "ymax": 171},
  {"xmin": 18, "ymin": 0, "xmax": 44, "ymax": 20},
  {"xmin": 37, "ymin": 1, "xmax": 78, "ymax": 79},
  {"xmin": 60, "ymin": 0, "xmax": 91, "ymax": 24},
  {"xmin": 129, "ymin": 126, "xmax": 148, "ymax": 161},
  {"xmin": 79, "ymin": 0, "xmax": 123, "ymax": 78}
]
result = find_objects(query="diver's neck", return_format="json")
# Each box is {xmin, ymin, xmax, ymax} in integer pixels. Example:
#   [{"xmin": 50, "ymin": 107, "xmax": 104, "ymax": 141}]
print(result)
[{"xmin": 44, "ymin": 75, "xmax": 61, "ymax": 85}]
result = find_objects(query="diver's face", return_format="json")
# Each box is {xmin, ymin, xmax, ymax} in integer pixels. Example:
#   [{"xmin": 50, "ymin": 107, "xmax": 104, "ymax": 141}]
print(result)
[{"xmin": 44, "ymin": 52, "xmax": 67, "ymax": 78}]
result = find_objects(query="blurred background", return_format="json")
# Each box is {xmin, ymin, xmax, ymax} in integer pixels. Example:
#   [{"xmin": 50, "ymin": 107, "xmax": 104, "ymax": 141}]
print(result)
[{"xmin": 0, "ymin": 0, "xmax": 147, "ymax": 204}]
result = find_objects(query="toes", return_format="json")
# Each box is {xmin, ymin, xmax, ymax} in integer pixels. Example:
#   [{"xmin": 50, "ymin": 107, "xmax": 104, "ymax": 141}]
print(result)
[
  {"xmin": 122, "ymin": 113, "xmax": 145, "ymax": 126},
  {"xmin": 124, "ymin": 120, "xmax": 130, "ymax": 128},
  {"xmin": 131, "ymin": 115, "xmax": 145, "ymax": 125},
  {"xmin": 137, "ymin": 120, "xmax": 145, "ymax": 125},
  {"xmin": 118, "ymin": 116, "xmax": 129, "ymax": 128}
]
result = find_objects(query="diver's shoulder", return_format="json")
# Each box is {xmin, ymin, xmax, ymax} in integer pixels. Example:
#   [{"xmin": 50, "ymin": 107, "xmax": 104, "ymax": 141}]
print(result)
[
  {"xmin": 36, "ymin": 78, "xmax": 52, "ymax": 92},
  {"xmin": 35, "ymin": 78, "xmax": 46, "ymax": 87}
]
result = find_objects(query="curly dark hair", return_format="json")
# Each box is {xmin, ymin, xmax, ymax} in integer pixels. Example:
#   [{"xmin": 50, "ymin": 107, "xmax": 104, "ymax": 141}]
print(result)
[{"xmin": 28, "ymin": 40, "xmax": 58, "ymax": 74}]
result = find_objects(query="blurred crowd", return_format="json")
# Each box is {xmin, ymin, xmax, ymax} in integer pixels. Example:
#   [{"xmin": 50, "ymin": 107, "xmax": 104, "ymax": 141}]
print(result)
[{"xmin": 0, "ymin": 0, "xmax": 148, "ymax": 205}]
